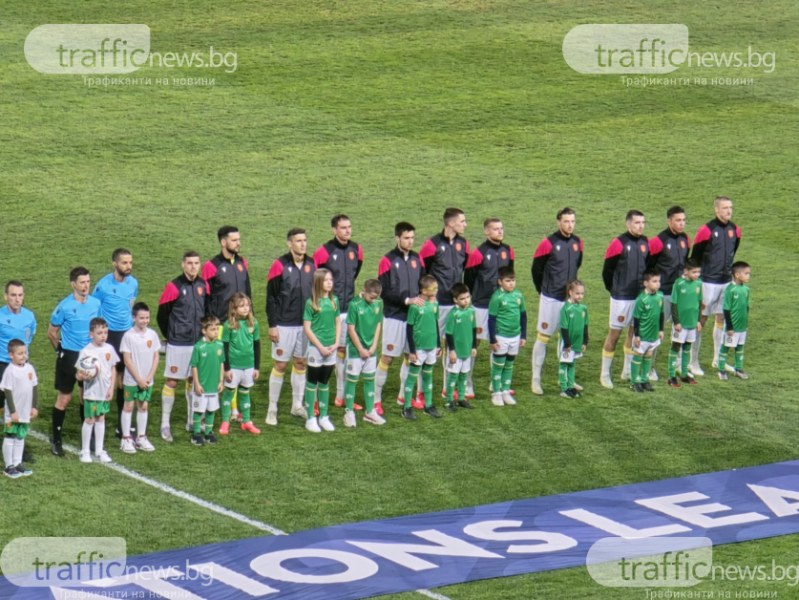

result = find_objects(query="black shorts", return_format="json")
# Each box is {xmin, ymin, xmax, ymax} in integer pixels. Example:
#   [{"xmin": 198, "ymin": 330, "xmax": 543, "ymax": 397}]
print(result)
[
  {"xmin": 108, "ymin": 329, "xmax": 126, "ymax": 373},
  {"xmin": 54, "ymin": 348, "xmax": 80, "ymax": 394},
  {"xmin": 0, "ymin": 361, "xmax": 7, "ymax": 408}
]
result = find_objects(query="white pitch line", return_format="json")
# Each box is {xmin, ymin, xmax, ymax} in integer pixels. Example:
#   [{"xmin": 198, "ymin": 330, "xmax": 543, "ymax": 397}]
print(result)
[
  {"xmin": 28, "ymin": 431, "xmax": 286, "ymax": 535},
  {"xmin": 29, "ymin": 430, "xmax": 453, "ymax": 600}
]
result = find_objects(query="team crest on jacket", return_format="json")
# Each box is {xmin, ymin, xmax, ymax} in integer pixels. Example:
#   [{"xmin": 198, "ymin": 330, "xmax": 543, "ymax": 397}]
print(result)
[
  {"xmin": 640, "ymin": 244, "xmax": 647, "ymax": 253},
  {"xmin": 500, "ymin": 251, "xmax": 507, "ymax": 260},
  {"xmin": 348, "ymin": 251, "xmax": 355, "ymax": 260},
  {"xmin": 304, "ymin": 265, "xmax": 311, "ymax": 272},
  {"xmin": 727, "ymin": 230, "xmax": 734, "ymax": 238},
  {"xmin": 455, "ymin": 243, "xmax": 462, "ymax": 252},
  {"xmin": 410, "ymin": 260, "xmax": 417, "ymax": 269},
  {"xmin": 572, "ymin": 243, "xmax": 579, "ymax": 251},
  {"xmin": 197, "ymin": 287, "xmax": 204, "ymax": 296},
  {"xmin": 680, "ymin": 240, "xmax": 686, "ymax": 249},
  {"xmin": 237, "ymin": 264, "xmax": 244, "ymax": 272}
]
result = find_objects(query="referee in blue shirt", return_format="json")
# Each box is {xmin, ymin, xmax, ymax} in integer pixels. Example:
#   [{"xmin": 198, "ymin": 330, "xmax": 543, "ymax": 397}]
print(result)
[{"xmin": 47, "ymin": 267, "xmax": 101, "ymax": 456}]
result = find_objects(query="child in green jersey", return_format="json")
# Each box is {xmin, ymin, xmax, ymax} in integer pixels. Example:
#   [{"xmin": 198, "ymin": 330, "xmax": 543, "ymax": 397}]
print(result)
[
  {"xmin": 667, "ymin": 259, "xmax": 703, "ymax": 388},
  {"xmin": 488, "ymin": 267, "xmax": 527, "ymax": 406},
  {"xmin": 190, "ymin": 315, "xmax": 224, "ymax": 445},
  {"xmin": 558, "ymin": 280, "xmax": 588, "ymax": 399},
  {"xmin": 444, "ymin": 283, "xmax": 477, "ymax": 411},
  {"xmin": 631, "ymin": 269, "xmax": 664, "ymax": 393},
  {"xmin": 303, "ymin": 269, "xmax": 341, "ymax": 433},
  {"xmin": 402, "ymin": 275, "xmax": 441, "ymax": 420},
  {"xmin": 343, "ymin": 279, "xmax": 384, "ymax": 427},
  {"xmin": 219, "ymin": 293, "xmax": 261, "ymax": 436},
  {"xmin": 718, "ymin": 261, "xmax": 751, "ymax": 381}
]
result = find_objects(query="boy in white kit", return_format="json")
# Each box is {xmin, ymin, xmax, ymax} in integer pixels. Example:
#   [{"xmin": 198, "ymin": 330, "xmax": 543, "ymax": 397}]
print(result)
[
  {"xmin": 76, "ymin": 317, "xmax": 120, "ymax": 463},
  {"xmin": 119, "ymin": 302, "xmax": 161, "ymax": 453}
]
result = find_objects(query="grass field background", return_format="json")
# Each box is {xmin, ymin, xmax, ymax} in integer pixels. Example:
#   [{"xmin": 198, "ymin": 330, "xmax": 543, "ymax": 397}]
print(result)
[{"xmin": 1, "ymin": 1, "xmax": 798, "ymax": 598}]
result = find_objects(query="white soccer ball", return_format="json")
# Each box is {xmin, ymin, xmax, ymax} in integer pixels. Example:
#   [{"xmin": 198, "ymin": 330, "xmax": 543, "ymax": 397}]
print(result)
[{"xmin": 79, "ymin": 356, "xmax": 99, "ymax": 379}]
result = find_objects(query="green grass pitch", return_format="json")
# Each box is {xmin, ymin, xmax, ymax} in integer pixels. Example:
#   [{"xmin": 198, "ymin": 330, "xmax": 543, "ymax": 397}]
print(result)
[{"xmin": 1, "ymin": 1, "xmax": 798, "ymax": 598}]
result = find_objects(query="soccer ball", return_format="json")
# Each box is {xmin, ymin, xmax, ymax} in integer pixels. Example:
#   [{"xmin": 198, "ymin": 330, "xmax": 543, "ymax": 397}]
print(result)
[{"xmin": 78, "ymin": 356, "xmax": 99, "ymax": 379}]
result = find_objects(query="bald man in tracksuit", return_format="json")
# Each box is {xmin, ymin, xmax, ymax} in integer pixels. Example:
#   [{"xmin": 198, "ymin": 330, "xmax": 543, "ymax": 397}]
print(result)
[{"xmin": 688, "ymin": 196, "xmax": 741, "ymax": 375}]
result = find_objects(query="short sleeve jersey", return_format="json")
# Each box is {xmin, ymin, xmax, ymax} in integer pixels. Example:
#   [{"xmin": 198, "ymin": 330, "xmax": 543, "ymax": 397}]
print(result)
[
  {"xmin": 559, "ymin": 301, "xmax": 589, "ymax": 349},
  {"xmin": 93, "ymin": 273, "xmax": 138, "ymax": 331},
  {"xmin": 407, "ymin": 300, "xmax": 439, "ymax": 351},
  {"xmin": 633, "ymin": 291, "xmax": 664, "ymax": 342},
  {"xmin": 346, "ymin": 295, "xmax": 383, "ymax": 355},
  {"xmin": 120, "ymin": 327, "xmax": 162, "ymax": 387},
  {"xmin": 723, "ymin": 283, "xmax": 749, "ymax": 332},
  {"xmin": 51, "ymin": 295, "xmax": 102, "ymax": 351},
  {"xmin": 77, "ymin": 342, "xmax": 120, "ymax": 401},
  {"xmin": 190, "ymin": 338, "xmax": 225, "ymax": 393},
  {"xmin": 445, "ymin": 306, "xmax": 476, "ymax": 359},
  {"xmin": 0, "ymin": 306, "xmax": 37, "ymax": 364},
  {"xmin": 671, "ymin": 277, "xmax": 703, "ymax": 329},
  {"xmin": 0, "ymin": 362, "xmax": 38, "ymax": 422},
  {"xmin": 488, "ymin": 288, "xmax": 527, "ymax": 337},
  {"xmin": 222, "ymin": 318, "xmax": 261, "ymax": 370},
  {"xmin": 303, "ymin": 297, "xmax": 340, "ymax": 347}
]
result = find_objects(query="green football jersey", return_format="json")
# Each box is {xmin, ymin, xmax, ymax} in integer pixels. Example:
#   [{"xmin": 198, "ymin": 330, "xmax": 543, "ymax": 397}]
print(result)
[
  {"xmin": 445, "ymin": 305, "xmax": 476, "ymax": 359},
  {"xmin": 559, "ymin": 301, "xmax": 589, "ymax": 348},
  {"xmin": 488, "ymin": 288, "xmax": 526, "ymax": 337},
  {"xmin": 303, "ymin": 296, "xmax": 341, "ymax": 346},
  {"xmin": 723, "ymin": 283, "xmax": 749, "ymax": 331},
  {"xmin": 407, "ymin": 299, "xmax": 439, "ymax": 351},
  {"xmin": 671, "ymin": 276, "xmax": 703, "ymax": 329},
  {"xmin": 221, "ymin": 318, "xmax": 260, "ymax": 369},
  {"xmin": 190, "ymin": 338, "xmax": 224, "ymax": 393},
  {"xmin": 346, "ymin": 295, "xmax": 383, "ymax": 355},
  {"xmin": 633, "ymin": 290, "xmax": 664, "ymax": 342}
]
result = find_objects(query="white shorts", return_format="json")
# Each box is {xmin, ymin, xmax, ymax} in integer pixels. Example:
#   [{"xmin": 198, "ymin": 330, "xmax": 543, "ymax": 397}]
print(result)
[
  {"xmin": 307, "ymin": 345, "xmax": 337, "ymax": 367},
  {"xmin": 446, "ymin": 356, "xmax": 472, "ymax": 374},
  {"xmin": 346, "ymin": 355, "xmax": 377, "ymax": 377},
  {"xmin": 338, "ymin": 312, "xmax": 348, "ymax": 346},
  {"xmin": 382, "ymin": 317, "xmax": 408, "ymax": 357},
  {"xmin": 703, "ymin": 282, "xmax": 730, "ymax": 316},
  {"xmin": 164, "ymin": 344, "xmax": 193, "ymax": 380},
  {"xmin": 633, "ymin": 339, "xmax": 661, "ymax": 355},
  {"xmin": 671, "ymin": 327, "xmax": 697, "ymax": 344},
  {"xmin": 192, "ymin": 393, "xmax": 220, "ymax": 413},
  {"xmin": 724, "ymin": 331, "xmax": 747, "ymax": 347},
  {"xmin": 556, "ymin": 341, "xmax": 583, "ymax": 365},
  {"xmin": 662, "ymin": 295, "xmax": 672, "ymax": 325},
  {"xmin": 438, "ymin": 305, "xmax": 453, "ymax": 339},
  {"xmin": 537, "ymin": 295, "xmax": 565, "ymax": 337},
  {"xmin": 475, "ymin": 307, "xmax": 489, "ymax": 341},
  {"xmin": 271, "ymin": 325, "xmax": 308, "ymax": 361},
  {"xmin": 224, "ymin": 367, "xmax": 255, "ymax": 389},
  {"xmin": 608, "ymin": 298, "xmax": 635, "ymax": 330},
  {"xmin": 410, "ymin": 348, "xmax": 438, "ymax": 367},
  {"xmin": 493, "ymin": 335, "xmax": 520, "ymax": 357}
]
